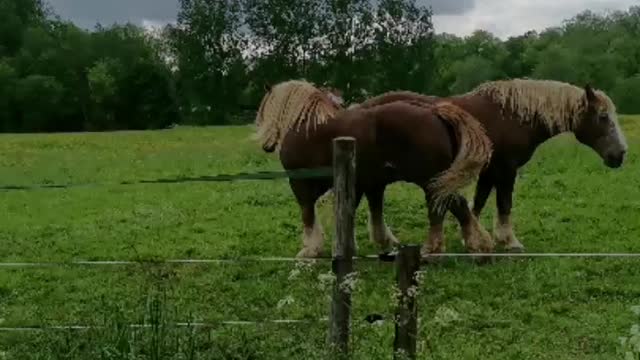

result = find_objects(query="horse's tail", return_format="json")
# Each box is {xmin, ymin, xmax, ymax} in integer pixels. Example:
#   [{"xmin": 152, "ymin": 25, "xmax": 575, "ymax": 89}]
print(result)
[
  {"xmin": 254, "ymin": 80, "xmax": 342, "ymax": 153},
  {"xmin": 428, "ymin": 102, "xmax": 493, "ymax": 210}
]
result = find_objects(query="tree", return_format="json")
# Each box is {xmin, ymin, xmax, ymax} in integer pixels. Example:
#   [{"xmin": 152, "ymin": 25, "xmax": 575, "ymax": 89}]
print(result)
[
  {"xmin": 86, "ymin": 58, "xmax": 120, "ymax": 130},
  {"xmin": 449, "ymin": 55, "xmax": 497, "ymax": 94},
  {"xmin": 91, "ymin": 24, "xmax": 178, "ymax": 130},
  {"xmin": 170, "ymin": 0, "xmax": 247, "ymax": 124},
  {"xmin": 612, "ymin": 75, "xmax": 640, "ymax": 114},
  {"xmin": 432, "ymin": 33, "xmax": 466, "ymax": 95},
  {"xmin": 0, "ymin": 61, "xmax": 17, "ymax": 131},
  {"xmin": 371, "ymin": 0, "xmax": 436, "ymax": 95},
  {"xmin": 319, "ymin": 0, "xmax": 374, "ymax": 101},
  {"xmin": 0, "ymin": 0, "xmax": 46, "ymax": 57},
  {"xmin": 244, "ymin": 0, "xmax": 326, "ymax": 79},
  {"xmin": 502, "ymin": 31, "xmax": 537, "ymax": 79},
  {"xmin": 15, "ymin": 75, "xmax": 64, "ymax": 132},
  {"xmin": 2, "ymin": 0, "xmax": 640, "ymax": 133},
  {"xmin": 531, "ymin": 44, "xmax": 582, "ymax": 84}
]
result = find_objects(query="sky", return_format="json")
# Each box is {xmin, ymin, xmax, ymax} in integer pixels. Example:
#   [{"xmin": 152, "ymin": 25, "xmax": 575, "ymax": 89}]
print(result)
[{"xmin": 47, "ymin": 0, "xmax": 638, "ymax": 39}]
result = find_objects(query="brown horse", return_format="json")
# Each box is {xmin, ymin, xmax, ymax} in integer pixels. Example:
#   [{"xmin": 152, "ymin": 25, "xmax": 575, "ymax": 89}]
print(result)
[
  {"xmin": 254, "ymin": 79, "xmax": 494, "ymax": 258},
  {"xmin": 355, "ymin": 78, "xmax": 628, "ymax": 255}
]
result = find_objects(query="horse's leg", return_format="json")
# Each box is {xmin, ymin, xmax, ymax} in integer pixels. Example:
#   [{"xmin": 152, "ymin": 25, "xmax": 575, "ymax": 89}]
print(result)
[
  {"xmin": 365, "ymin": 187, "xmax": 399, "ymax": 254},
  {"xmin": 290, "ymin": 179, "xmax": 329, "ymax": 258},
  {"xmin": 494, "ymin": 168, "xmax": 524, "ymax": 252},
  {"xmin": 470, "ymin": 171, "xmax": 494, "ymax": 217},
  {"xmin": 448, "ymin": 194, "xmax": 494, "ymax": 254},
  {"xmin": 421, "ymin": 193, "xmax": 447, "ymax": 258}
]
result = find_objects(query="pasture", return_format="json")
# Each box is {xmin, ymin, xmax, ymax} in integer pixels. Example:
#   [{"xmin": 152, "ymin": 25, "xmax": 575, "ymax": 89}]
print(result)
[{"xmin": 1, "ymin": 116, "xmax": 640, "ymax": 359}]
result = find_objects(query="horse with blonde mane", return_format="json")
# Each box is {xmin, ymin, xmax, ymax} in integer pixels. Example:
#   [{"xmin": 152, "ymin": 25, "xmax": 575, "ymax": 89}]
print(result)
[
  {"xmin": 255, "ymin": 79, "xmax": 494, "ymax": 258},
  {"xmin": 356, "ymin": 78, "xmax": 628, "ymax": 255}
]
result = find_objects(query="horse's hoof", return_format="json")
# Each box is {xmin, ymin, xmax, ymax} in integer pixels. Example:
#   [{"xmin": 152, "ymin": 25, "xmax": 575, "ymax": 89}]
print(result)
[
  {"xmin": 364, "ymin": 313, "xmax": 385, "ymax": 324},
  {"xmin": 296, "ymin": 248, "xmax": 323, "ymax": 258},
  {"xmin": 470, "ymin": 254, "xmax": 494, "ymax": 265},
  {"xmin": 506, "ymin": 246, "xmax": 525, "ymax": 254},
  {"xmin": 420, "ymin": 253, "xmax": 444, "ymax": 265},
  {"xmin": 378, "ymin": 251, "xmax": 397, "ymax": 262}
]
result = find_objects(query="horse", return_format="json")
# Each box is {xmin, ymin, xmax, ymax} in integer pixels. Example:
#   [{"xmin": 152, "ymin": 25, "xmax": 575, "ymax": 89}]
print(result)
[
  {"xmin": 254, "ymin": 79, "xmax": 495, "ymax": 258},
  {"xmin": 355, "ymin": 78, "xmax": 628, "ymax": 255}
]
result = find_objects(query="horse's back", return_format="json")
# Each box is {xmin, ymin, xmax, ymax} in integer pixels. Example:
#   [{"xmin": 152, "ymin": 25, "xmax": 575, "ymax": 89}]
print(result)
[
  {"xmin": 366, "ymin": 102, "xmax": 457, "ymax": 182},
  {"xmin": 358, "ymin": 91, "xmax": 437, "ymax": 109},
  {"xmin": 278, "ymin": 101, "xmax": 458, "ymax": 188},
  {"xmin": 277, "ymin": 110, "xmax": 372, "ymax": 170}
]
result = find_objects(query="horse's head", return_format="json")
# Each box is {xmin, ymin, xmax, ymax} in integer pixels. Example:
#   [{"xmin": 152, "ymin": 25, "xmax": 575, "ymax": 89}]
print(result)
[
  {"xmin": 262, "ymin": 142, "xmax": 276, "ymax": 153},
  {"xmin": 574, "ymin": 84, "xmax": 627, "ymax": 168},
  {"xmin": 255, "ymin": 79, "xmax": 339, "ymax": 154}
]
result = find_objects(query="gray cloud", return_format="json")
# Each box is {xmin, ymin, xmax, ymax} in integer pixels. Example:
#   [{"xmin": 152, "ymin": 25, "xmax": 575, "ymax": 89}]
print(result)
[
  {"xmin": 47, "ymin": 0, "xmax": 179, "ymax": 29},
  {"xmin": 418, "ymin": 0, "xmax": 475, "ymax": 15},
  {"xmin": 433, "ymin": 0, "xmax": 637, "ymax": 39},
  {"xmin": 46, "ymin": 0, "xmax": 635, "ymax": 39},
  {"xmin": 48, "ymin": 0, "xmax": 475, "ymax": 30}
]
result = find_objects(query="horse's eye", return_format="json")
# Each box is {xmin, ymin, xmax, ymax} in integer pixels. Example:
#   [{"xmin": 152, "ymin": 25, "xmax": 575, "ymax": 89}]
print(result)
[{"xmin": 598, "ymin": 113, "xmax": 609, "ymax": 122}]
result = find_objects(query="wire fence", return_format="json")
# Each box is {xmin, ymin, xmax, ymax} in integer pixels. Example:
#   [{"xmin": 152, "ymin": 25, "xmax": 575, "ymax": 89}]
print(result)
[
  {"xmin": 0, "ymin": 165, "xmax": 341, "ymax": 338},
  {"xmin": 2, "ymin": 252, "xmax": 640, "ymax": 269},
  {"xmin": 3, "ymin": 139, "xmax": 638, "ymax": 358},
  {"xmin": 0, "ymin": 318, "xmax": 332, "ymax": 333}
]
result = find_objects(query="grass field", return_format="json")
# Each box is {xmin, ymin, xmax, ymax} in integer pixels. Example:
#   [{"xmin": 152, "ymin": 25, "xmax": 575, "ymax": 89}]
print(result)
[{"xmin": 1, "ymin": 116, "xmax": 640, "ymax": 359}]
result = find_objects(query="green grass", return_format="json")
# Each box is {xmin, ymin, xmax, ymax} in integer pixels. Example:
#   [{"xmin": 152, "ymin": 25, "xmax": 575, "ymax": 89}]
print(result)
[{"xmin": 1, "ymin": 117, "xmax": 640, "ymax": 359}]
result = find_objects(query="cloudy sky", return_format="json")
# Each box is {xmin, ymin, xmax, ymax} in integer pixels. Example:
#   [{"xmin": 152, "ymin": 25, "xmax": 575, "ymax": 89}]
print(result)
[{"xmin": 47, "ymin": 0, "xmax": 637, "ymax": 39}]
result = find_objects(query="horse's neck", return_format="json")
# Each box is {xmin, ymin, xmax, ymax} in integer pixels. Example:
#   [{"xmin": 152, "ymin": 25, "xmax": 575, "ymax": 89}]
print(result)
[
  {"xmin": 465, "ymin": 92, "xmax": 570, "ymax": 144},
  {"xmin": 530, "ymin": 121, "xmax": 557, "ymax": 146}
]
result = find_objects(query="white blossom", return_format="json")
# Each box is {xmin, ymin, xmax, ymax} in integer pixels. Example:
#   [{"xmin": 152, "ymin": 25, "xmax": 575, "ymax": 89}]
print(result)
[{"xmin": 277, "ymin": 295, "xmax": 295, "ymax": 309}]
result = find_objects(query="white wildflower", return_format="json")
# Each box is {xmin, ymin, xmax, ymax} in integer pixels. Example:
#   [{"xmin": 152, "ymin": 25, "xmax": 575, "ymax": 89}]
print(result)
[
  {"xmin": 288, "ymin": 268, "xmax": 301, "ymax": 281},
  {"xmin": 289, "ymin": 260, "xmax": 316, "ymax": 281},
  {"xmin": 277, "ymin": 295, "xmax": 295, "ymax": 309},
  {"xmin": 406, "ymin": 285, "xmax": 419, "ymax": 299},
  {"xmin": 316, "ymin": 271, "xmax": 336, "ymax": 291},
  {"xmin": 339, "ymin": 272, "xmax": 359, "ymax": 294},
  {"xmin": 620, "ymin": 337, "xmax": 629, "ymax": 346},
  {"xmin": 394, "ymin": 348, "xmax": 409, "ymax": 359},
  {"xmin": 294, "ymin": 259, "xmax": 315, "ymax": 271},
  {"xmin": 389, "ymin": 286, "xmax": 402, "ymax": 307},
  {"xmin": 433, "ymin": 306, "xmax": 461, "ymax": 326}
]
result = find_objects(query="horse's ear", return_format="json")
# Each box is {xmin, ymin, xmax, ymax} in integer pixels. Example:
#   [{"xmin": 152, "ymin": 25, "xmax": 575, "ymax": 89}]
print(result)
[{"xmin": 584, "ymin": 84, "xmax": 597, "ymax": 102}]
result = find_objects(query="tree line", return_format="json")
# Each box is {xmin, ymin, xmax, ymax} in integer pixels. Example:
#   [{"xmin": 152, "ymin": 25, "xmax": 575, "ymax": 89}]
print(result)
[{"xmin": 1, "ymin": 0, "xmax": 639, "ymax": 133}]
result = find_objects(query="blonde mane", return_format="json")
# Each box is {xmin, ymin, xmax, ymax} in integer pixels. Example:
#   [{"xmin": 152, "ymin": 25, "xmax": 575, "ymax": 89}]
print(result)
[
  {"xmin": 254, "ymin": 80, "xmax": 342, "ymax": 152},
  {"xmin": 467, "ymin": 79, "xmax": 614, "ymax": 133}
]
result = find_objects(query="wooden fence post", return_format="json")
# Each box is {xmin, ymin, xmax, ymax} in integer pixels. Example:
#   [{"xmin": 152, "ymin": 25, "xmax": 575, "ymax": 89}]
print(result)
[
  {"xmin": 328, "ymin": 136, "xmax": 356, "ymax": 357},
  {"xmin": 394, "ymin": 244, "xmax": 421, "ymax": 360}
]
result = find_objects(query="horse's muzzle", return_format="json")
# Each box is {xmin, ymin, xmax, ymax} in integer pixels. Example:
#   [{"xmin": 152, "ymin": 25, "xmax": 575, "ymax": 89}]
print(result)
[
  {"xmin": 262, "ymin": 144, "xmax": 276, "ymax": 153},
  {"xmin": 604, "ymin": 150, "xmax": 625, "ymax": 168}
]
